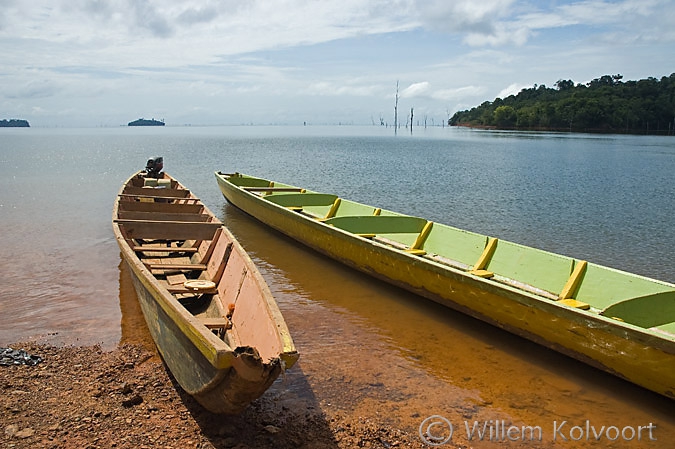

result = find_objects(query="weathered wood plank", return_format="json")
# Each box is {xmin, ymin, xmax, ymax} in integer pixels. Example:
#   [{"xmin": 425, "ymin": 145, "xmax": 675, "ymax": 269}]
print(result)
[
  {"xmin": 166, "ymin": 284, "xmax": 218, "ymax": 294},
  {"xmin": 133, "ymin": 245, "xmax": 199, "ymax": 253},
  {"xmin": 166, "ymin": 274, "xmax": 188, "ymax": 285},
  {"xmin": 118, "ymin": 201, "xmax": 204, "ymax": 214},
  {"xmin": 200, "ymin": 318, "xmax": 231, "ymax": 329},
  {"xmin": 118, "ymin": 210, "xmax": 212, "ymax": 222},
  {"xmin": 116, "ymin": 220, "xmax": 221, "ymax": 241},
  {"xmin": 122, "ymin": 186, "xmax": 191, "ymax": 198},
  {"xmin": 146, "ymin": 263, "xmax": 207, "ymax": 271},
  {"xmin": 118, "ymin": 194, "xmax": 201, "ymax": 202}
]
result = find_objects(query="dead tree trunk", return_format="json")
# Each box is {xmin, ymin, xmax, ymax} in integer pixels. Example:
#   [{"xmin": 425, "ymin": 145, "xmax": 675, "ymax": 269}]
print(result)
[{"xmin": 394, "ymin": 81, "xmax": 399, "ymax": 135}]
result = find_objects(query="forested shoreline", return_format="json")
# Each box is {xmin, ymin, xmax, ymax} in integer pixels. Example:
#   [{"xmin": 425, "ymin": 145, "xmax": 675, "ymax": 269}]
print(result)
[
  {"xmin": 0, "ymin": 119, "xmax": 29, "ymax": 127},
  {"xmin": 450, "ymin": 73, "xmax": 675, "ymax": 135}
]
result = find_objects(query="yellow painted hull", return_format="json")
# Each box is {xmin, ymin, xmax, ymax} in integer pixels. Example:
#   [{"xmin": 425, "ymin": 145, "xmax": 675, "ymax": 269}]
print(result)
[{"xmin": 215, "ymin": 172, "xmax": 675, "ymax": 399}]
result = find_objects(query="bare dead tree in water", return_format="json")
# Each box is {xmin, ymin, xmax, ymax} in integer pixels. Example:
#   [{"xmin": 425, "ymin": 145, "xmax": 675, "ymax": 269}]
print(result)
[
  {"xmin": 394, "ymin": 81, "xmax": 399, "ymax": 135},
  {"xmin": 410, "ymin": 107, "xmax": 414, "ymax": 134}
]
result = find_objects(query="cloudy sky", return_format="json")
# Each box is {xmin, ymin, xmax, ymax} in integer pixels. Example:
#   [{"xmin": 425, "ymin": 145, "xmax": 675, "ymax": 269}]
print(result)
[{"xmin": 1, "ymin": 0, "xmax": 674, "ymax": 127}]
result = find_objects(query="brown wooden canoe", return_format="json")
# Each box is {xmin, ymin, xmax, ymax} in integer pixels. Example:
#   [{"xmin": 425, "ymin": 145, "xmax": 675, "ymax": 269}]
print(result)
[{"xmin": 113, "ymin": 169, "xmax": 298, "ymax": 414}]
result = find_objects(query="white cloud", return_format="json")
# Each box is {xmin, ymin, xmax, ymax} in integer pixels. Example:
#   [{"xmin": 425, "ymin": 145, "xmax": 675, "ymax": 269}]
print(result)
[
  {"xmin": 496, "ymin": 83, "xmax": 528, "ymax": 99},
  {"xmin": 432, "ymin": 86, "xmax": 487, "ymax": 101},
  {"xmin": 307, "ymin": 81, "xmax": 384, "ymax": 97},
  {"xmin": 1, "ymin": 1, "xmax": 674, "ymax": 126},
  {"xmin": 463, "ymin": 24, "xmax": 532, "ymax": 46},
  {"xmin": 400, "ymin": 82, "xmax": 431, "ymax": 98},
  {"xmin": 414, "ymin": 0, "xmax": 675, "ymax": 47},
  {"xmin": 415, "ymin": 0, "xmax": 516, "ymax": 33},
  {"xmin": 519, "ymin": 0, "xmax": 660, "ymax": 29}
]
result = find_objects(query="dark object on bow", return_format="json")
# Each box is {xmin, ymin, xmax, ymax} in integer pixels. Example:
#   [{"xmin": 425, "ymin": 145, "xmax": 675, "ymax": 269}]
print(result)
[{"xmin": 145, "ymin": 157, "xmax": 164, "ymax": 178}]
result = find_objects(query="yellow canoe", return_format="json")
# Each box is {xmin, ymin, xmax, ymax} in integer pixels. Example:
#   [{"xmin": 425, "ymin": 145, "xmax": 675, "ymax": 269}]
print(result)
[{"xmin": 215, "ymin": 171, "xmax": 675, "ymax": 399}]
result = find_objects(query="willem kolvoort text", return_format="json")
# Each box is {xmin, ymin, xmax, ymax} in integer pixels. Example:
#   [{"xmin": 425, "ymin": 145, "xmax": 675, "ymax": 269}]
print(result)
[{"xmin": 463, "ymin": 420, "xmax": 657, "ymax": 442}]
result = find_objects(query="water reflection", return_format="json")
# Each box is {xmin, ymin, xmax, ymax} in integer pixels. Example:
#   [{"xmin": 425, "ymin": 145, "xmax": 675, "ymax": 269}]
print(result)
[
  {"xmin": 1, "ymin": 127, "xmax": 672, "ymax": 447},
  {"xmin": 219, "ymin": 202, "xmax": 675, "ymax": 447},
  {"xmin": 117, "ymin": 258, "xmax": 155, "ymax": 350}
]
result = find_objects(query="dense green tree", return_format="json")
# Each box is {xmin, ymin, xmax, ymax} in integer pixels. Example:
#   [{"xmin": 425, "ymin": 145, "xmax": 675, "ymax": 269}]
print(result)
[
  {"xmin": 555, "ymin": 79, "xmax": 574, "ymax": 91},
  {"xmin": 494, "ymin": 106, "xmax": 517, "ymax": 127},
  {"xmin": 450, "ymin": 73, "xmax": 675, "ymax": 135}
]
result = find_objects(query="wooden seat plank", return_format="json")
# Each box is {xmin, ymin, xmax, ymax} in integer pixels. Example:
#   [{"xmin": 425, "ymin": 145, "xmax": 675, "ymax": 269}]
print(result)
[
  {"xmin": 167, "ymin": 284, "xmax": 217, "ymax": 294},
  {"xmin": 133, "ymin": 245, "xmax": 199, "ymax": 253},
  {"xmin": 122, "ymin": 186, "xmax": 191, "ymax": 198},
  {"xmin": 118, "ymin": 194, "xmax": 201, "ymax": 203},
  {"xmin": 118, "ymin": 201, "xmax": 204, "ymax": 214},
  {"xmin": 115, "ymin": 220, "xmax": 222, "ymax": 241},
  {"xmin": 119, "ymin": 211, "xmax": 212, "ymax": 222},
  {"xmin": 166, "ymin": 274, "xmax": 188, "ymax": 285},
  {"xmin": 200, "ymin": 317, "xmax": 231, "ymax": 329},
  {"xmin": 148, "ymin": 263, "xmax": 207, "ymax": 271}
]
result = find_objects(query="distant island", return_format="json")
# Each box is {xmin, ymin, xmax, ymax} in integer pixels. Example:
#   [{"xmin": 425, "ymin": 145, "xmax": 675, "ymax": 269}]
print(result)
[
  {"xmin": 128, "ymin": 118, "xmax": 165, "ymax": 127},
  {"xmin": 0, "ymin": 119, "xmax": 30, "ymax": 127},
  {"xmin": 450, "ymin": 73, "xmax": 675, "ymax": 135}
]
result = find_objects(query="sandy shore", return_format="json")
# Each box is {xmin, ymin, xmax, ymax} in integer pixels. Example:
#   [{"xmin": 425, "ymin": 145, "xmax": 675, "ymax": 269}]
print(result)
[{"xmin": 1, "ymin": 343, "xmax": 435, "ymax": 449}]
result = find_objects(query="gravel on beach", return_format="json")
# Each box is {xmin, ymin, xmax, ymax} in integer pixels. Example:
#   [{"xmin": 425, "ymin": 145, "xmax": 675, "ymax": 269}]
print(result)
[{"xmin": 1, "ymin": 343, "xmax": 437, "ymax": 449}]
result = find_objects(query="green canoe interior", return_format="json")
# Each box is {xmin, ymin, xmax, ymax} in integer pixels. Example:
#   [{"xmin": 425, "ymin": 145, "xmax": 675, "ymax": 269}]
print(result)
[{"xmin": 224, "ymin": 173, "xmax": 675, "ymax": 337}]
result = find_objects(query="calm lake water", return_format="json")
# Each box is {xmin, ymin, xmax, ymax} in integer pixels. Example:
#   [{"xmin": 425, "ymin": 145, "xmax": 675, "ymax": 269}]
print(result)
[{"xmin": 1, "ymin": 125, "xmax": 673, "ymax": 447}]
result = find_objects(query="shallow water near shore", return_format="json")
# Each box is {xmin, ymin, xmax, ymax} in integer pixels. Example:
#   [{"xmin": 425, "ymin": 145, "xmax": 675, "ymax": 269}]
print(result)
[{"xmin": 1, "ymin": 125, "xmax": 673, "ymax": 447}]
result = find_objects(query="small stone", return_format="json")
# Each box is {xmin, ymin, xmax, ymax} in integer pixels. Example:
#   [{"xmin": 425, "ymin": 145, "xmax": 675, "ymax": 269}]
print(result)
[
  {"xmin": 5, "ymin": 424, "xmax": 19, "ymax": 437},
  {"xmin": 15, "ymin": 427, "xmax": 35, "ymax": 438},
  {"xmin": 122, "ymin": 394, "xmax": 143, "ymax": 408},
  {"xmin": 264, "ymin": 425, "xmax": 280, "ymax": 434}
]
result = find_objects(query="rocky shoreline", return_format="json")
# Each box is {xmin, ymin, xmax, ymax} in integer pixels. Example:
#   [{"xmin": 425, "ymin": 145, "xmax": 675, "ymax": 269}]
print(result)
[{"xmin": 1, "ymin": 343, "xmax": 433, "ymax": 449}]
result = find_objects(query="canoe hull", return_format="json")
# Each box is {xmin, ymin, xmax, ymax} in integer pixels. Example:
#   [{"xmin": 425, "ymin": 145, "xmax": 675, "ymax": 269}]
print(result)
[
  {"xmin": 114, "ymin": 171, "xmax": 297, "ymax": 414},
  {"xmin": 125, "ymin": 261, "xmax": 283, "ymax": 413},
  {"xmin": 215, "ymin": 172, "xmax": 675, "ymax": 399}
]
